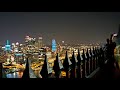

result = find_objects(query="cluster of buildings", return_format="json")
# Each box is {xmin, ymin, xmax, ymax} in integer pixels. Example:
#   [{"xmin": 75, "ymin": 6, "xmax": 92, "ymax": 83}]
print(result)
[
  {"xmin": 0, "ymin": 36, "xmax": 63, "ymax": 64},
  {"xmin": 0, "ymin": 35, "xmax": 102, "ymax": 78},
  {"xmin": 0, "ymin": 35, "xmax": 101, "ymax": 66}
]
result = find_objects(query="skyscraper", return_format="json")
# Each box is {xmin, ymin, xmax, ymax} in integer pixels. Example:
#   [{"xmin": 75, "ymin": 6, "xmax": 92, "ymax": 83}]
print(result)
[
  {"xmin": 38, "ymin": 37, "xmax": 43, "ymax": 49},
  {"xmin": 5, "ymin": 40, "xmax": 11, "ymax": 51},
  {"xmin": 52, "ymin": 39, "xmax": 57, "ymax": 52}
]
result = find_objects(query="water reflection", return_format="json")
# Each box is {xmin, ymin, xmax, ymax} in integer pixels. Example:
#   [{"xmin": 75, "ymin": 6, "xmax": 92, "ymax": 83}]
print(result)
[
  {"xmin": 34, "ymin": 70, "xmax": 41, "ymax": 78},
  {"xmin": 6, "ymin": 65, "xmax": 46, "ymax": 78},
  {"xmin": 6, "ymin": 70, "xmax": 40, "ymax": 78},
  {"xmin": 6, "ymin": 72, "xmax": 23, "ymax": 78}
]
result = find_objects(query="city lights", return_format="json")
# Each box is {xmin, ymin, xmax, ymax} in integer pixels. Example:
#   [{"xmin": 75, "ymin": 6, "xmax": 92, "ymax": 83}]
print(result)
[{"xmin": 0, "ymin": 12, "xmax": 120, "ymax": 79}]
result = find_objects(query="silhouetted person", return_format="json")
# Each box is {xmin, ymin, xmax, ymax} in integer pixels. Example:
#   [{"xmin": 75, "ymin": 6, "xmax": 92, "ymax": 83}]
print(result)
[
  {"xmin": 105, "ymin": 38, "xmax": 111, "ymax": 61},
  {"xmin": 108, "ymin": 35, "xmax": 116, "ymax": 68},
  {"xmin": 110, "ymin": 35, "xmax": 119, "ymax": 70},
  {"xmin": 105, "ymin": 34, "xmax": 117, "ymax": 78},
  {"xmin": 95, "ymin": 47, "xmax": 99, "ymax": 68},
  {"xmin": 99, "ymin": 47, "xmax": 105, "ymax": 67},
  {"xmin": 109, "ymin": 34, "xmax": 116, "ymax": 59}
]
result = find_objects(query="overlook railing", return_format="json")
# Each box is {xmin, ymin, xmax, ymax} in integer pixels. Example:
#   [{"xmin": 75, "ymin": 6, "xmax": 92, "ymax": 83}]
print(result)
[
  {"xmin": 0, "ymin": 32, "xmax": 117, "ymax": 78},
  {"xmin": 0, "ymin": 45, "xmax": 114, "ymax": 78},
  {"xmin": 36, "ymin": 46, "xmax": 108, "ymax": 78}
]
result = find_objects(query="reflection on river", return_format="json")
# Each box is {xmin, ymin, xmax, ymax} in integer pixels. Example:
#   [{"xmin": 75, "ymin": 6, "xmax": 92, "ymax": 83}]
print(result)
[
  {"xmin": 6, "ymin": 72, "xmax": 23, "ymax": 78},
  {"xmin": 6, "ymin": 70, "xmax": 41, "ymax": 78},
  {"xmin": 5, "ymin": 61, "xmax": 51, "ymax": 78}
]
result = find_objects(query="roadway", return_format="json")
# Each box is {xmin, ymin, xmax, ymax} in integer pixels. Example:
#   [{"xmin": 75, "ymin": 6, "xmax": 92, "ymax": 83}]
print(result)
[{"xmin": 31, "ymin": 53, "xmax": 72, "ymax": 71}]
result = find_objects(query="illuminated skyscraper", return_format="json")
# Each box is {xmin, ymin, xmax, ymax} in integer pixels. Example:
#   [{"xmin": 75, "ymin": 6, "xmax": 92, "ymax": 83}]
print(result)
[
  {"xmin": 25, "ymin": 36, "xmax": 30, "ymax": 45},
  {"xmin": 38, "ymin": 37, "xmax": 43, "ymax": 49},
  {"xmin": 5, "ymin": 40, "xmax": 11, "ymax": 51},
  {"xmin": 52, "ymin": 39, "xmax": 57, "ymax": 52}
]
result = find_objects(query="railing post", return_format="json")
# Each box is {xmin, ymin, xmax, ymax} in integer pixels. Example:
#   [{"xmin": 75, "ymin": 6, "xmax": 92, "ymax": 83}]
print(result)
[
  {"xmin": 97, "ymin": 47, "xmax": 100, "ymax": 68},
  {"xmin": 81, "ymin": 49, "xmax": 86, "ymax": 78},
  {"xmin": 89, "ymin": 48, "xmax": 93, "ymax": 73},
  {"xmin": 86, "ymin": 48, "xmax": 90, "ymax": 76},
  {"xmin": 53, "ymin": 53, "xmax": 64, "ymax": 78},
  {"xmin": 63, "ymin": 51, "xmax": 72, "ymax": 78},
  {"xmin": 77, "ymin": 49, "xmax": 82, "ymax": 78},
  {"xmin": 96, "ymin": 48, "xmax": 99, "ymax": 68},
  {"xmin": 95, "ymin": 47, "xmax": 98, "ymax": 68},
  {"xmin": 22, "ymin": 58, "xmax": 30, "ymax": 78},
  {"xmin": 70, "ymin": 51, "xmax": 78, "ymax": 78},
  {"xmin": 40, "ymin": 55, "xmax": 53, "ymax": 78},
  {"xmin": 92, "ymin": 47, "xmax": 96, "ymax": 70}
]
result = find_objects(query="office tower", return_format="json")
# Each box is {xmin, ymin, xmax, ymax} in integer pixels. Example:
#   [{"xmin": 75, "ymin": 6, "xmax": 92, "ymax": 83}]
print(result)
[
  {"xmin": 25, "ymin": 36, "xmax": 30, "ymax": 45},
  {"xmin": 5, "ymin": 40, "xmax": 11, "ymax": 52},
  {"xmin": 52, "ymin": 39, "xmax": 57, "ymax": 52},
  {"xmin": 38, "ymin": 37, "xmax": 43, "ymax": 49}
]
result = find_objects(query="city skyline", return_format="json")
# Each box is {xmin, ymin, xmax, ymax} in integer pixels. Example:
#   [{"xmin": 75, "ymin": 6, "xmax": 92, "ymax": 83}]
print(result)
[{"xmin": 0, "ymin": 12, "xmax": 120, "ymax": 45}]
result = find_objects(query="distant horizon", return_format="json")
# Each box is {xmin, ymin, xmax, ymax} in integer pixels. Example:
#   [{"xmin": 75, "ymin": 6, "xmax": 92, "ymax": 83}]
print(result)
[
  {"xmin": 0, "ymin": 39, "xmax": 105, "ymax": 47},
  {"xmin": 0, "ymin": 12, "xmax": 119, "ymax": 45}
]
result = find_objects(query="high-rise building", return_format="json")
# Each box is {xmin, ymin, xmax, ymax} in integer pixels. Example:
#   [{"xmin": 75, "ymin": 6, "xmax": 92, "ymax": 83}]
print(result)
[
  {"xmin": 5, "ymin": 40, "xmax": 11, "ymax": 52},
  {"xmin": 38, "ymin": 37, "xmax": 43, "ymax": 49},
  {"xmin": 25, "ymin": 36, "xmax": 36, "ymax": 45},
  {"xmin": 52, "ymin": 39, "xmax": 57, "ymax": 52},
  {"xmin": 25, "ymin": 36, "xmax": 30, "ymax": 46}
]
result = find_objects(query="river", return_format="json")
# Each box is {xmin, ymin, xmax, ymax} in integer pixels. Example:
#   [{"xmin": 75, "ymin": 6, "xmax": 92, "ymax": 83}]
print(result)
[
  {"xmin": 6, "ymin": 72, "xmax": 23, "ymax": 78},
  {"xmin": 6, "ymin": 70, "xmax": 41, "ymax": 78}
]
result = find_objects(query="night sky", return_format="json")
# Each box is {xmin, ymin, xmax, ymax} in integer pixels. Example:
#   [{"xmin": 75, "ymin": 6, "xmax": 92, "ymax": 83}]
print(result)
[{"xmin": 0, "ymin": 12, "xmax": 120, "ymax": 45}]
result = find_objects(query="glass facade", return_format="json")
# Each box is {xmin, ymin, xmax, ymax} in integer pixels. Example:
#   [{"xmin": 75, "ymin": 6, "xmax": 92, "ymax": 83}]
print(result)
[
  {"xmin": 52, "ymin": 39, "xmax": 56, "ymax": 52},
  {"xmin": 5, "ymin": 40, "xmax": 11, "ymax": 51}
]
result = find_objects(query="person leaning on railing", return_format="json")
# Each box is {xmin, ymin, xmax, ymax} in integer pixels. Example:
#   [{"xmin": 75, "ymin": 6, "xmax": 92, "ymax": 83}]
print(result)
[
  {"xmin": 105, "ymin": 34, "xmax": 117, "ymax": 69},
  {"xmin": 105, "ymin": 38, "xmax": 111, "ymax": 61}
]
